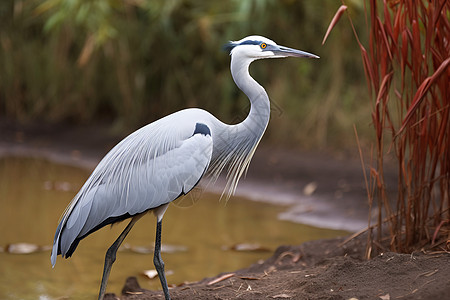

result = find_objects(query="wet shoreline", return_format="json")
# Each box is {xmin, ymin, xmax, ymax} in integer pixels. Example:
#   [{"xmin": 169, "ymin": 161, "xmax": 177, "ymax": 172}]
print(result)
[{"xmin": 0, "ymin": 120, "xmax": 385, "ymax": 232}]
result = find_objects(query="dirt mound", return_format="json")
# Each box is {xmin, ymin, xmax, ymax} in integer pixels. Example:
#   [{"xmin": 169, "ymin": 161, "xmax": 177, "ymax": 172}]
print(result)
[{"xmin": 106, "ymin": 236, "xmax": 450, "ymax": 300}]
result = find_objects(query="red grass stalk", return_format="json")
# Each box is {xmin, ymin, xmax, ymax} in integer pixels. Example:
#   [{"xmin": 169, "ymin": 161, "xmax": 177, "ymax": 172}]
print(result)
[{"xmin": 330, "ymin": 0, "xmax": 450, "ymax": 254}]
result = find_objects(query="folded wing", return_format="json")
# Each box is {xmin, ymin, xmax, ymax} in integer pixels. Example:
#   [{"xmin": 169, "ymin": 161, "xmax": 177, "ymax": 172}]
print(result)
[{"xmin": 51, "ymin": 118, "xmax": 213, "ymax": 266}]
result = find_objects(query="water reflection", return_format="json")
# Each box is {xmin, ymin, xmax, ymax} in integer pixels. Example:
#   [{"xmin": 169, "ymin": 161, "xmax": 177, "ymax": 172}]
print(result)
[{"xmin": 0, "ymin": 157, "xmax": 347, "ymax": 299}]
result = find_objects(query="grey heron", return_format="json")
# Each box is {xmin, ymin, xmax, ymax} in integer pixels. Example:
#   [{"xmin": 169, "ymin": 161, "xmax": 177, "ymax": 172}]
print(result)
[{"xmin": 51, "ymin": 35, "xmax": 318, "ymax": 300}]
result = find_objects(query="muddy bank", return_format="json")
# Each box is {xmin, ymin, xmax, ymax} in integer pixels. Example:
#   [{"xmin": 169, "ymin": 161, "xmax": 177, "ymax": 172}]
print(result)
[{"xmin": 107, "ymin": 235, "xmax": 450, "ymax": 300}]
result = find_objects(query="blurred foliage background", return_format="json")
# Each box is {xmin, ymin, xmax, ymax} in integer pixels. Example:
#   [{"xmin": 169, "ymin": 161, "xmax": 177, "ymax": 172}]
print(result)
[{"xmin": 0, "ymin": 0, "xmax": 369, "ymax": 150}]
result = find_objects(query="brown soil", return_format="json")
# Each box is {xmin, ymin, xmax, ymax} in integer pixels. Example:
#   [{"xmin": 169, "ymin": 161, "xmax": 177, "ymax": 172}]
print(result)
[
  {"xmin": 108, "ymin": 235, "xmax": 450, "ymax": 300},
  {"xmin": 1, "ymin": 119, "xmax": 449, "ymax": 300}
]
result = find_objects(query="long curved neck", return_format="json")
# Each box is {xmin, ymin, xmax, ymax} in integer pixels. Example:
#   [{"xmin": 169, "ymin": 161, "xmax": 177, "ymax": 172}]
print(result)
[
  {"xmin": 208, "ymin": 54, "xmax": 271, "ymax": 199},
  {"xmin": 230, "ymin": 55, "xmax": 270, "ymax": 138}
]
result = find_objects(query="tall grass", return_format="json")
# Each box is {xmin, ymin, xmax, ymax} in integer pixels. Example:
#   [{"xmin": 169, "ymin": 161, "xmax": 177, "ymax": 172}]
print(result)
[{"xmin": 332, "ymin": 0, "xmax": 449, "ymax": 255}]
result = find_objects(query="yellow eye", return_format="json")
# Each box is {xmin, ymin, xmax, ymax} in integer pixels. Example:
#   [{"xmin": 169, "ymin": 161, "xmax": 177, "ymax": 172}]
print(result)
[{"xmin": 260, "ymin": 43, "xmax": 267, "ymax": 49}]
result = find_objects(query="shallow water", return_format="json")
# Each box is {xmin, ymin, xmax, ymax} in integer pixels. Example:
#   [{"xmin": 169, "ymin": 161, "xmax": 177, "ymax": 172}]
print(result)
[{"xmin": 0, "ymin": 157, "xmax": 347, "ymax": 299}]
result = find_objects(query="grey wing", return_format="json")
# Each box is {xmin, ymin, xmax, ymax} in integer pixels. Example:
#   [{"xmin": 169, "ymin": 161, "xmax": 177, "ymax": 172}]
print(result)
[{"xmin": 51, "ymin": 122, "xmax": 213, "ymax": 266}]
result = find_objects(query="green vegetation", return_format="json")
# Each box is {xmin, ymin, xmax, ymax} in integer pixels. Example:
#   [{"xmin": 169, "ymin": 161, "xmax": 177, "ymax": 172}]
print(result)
[{"xmin": 0, "ymin": 0, "xmax": 369, "ymax": 149}]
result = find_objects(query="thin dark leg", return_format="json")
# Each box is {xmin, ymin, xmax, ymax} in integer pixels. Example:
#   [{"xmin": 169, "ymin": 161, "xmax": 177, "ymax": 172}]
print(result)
[
  {"xmin": 98, "ymin": 215, "xmax": 141, "ymax": 300},
  {"xmin": 154, "ymin": 219, "xmax": 171, "ymax": 300}
]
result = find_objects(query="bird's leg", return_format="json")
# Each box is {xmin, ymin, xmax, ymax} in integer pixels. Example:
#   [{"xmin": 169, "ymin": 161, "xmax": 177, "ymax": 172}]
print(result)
[
  {"xmin": 98, "ymin": 215, "xmax": 142, "ymax": 300},
  {"xmin": 154, "ymin": 219, "xmax": 171, "ymax": 300}
]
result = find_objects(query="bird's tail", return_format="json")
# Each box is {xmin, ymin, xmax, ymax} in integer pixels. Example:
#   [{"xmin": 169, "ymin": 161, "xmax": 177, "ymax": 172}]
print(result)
[{"xmin": 50, "ymin": 220, "xmax": 63, "ymax": 267}]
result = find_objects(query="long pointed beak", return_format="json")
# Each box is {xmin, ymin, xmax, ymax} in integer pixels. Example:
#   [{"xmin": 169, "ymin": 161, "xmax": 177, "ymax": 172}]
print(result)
[{"xmin": 271, "ymin": 45, "xmax": 319, "ymax": 59}]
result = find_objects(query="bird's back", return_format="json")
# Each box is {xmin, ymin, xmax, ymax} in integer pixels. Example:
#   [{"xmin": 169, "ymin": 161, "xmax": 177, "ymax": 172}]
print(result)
[{"xmin": 51, "ymin": 108, "xmax": 214, "ymax": 266}]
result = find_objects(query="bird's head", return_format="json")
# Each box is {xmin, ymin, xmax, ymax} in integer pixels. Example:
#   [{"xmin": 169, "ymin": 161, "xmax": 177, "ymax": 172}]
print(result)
[{"xmin": 224, "ymin": 35, "xmax": 319, "ymax": 60}]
